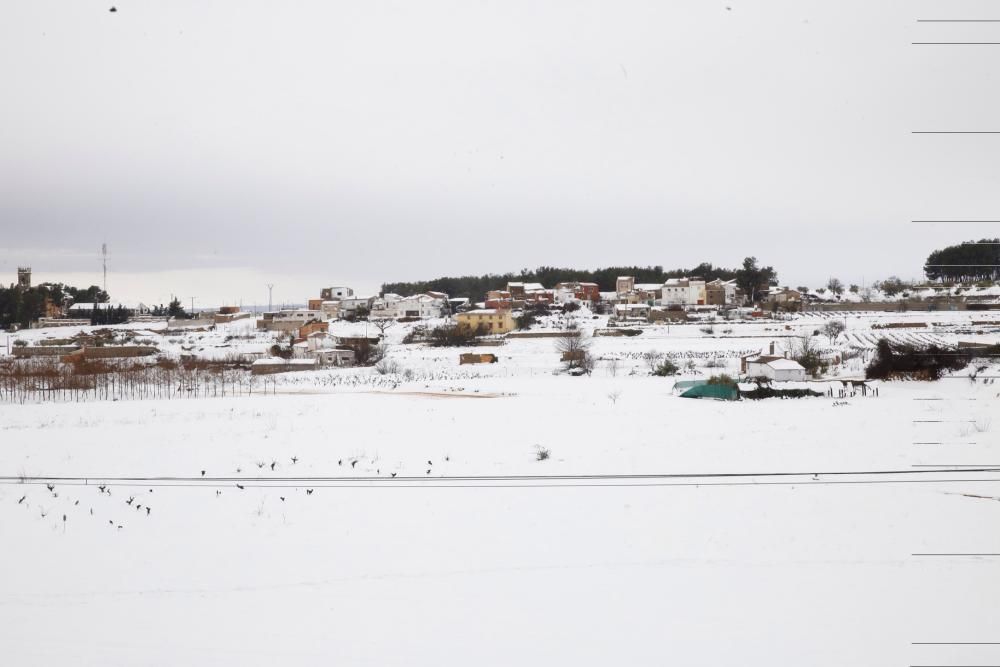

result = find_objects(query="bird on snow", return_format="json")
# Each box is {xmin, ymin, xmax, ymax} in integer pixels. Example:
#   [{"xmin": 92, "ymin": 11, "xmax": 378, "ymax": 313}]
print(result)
[
  {"xmin": 17, "ymin": 495, "xmax": 26, "ymax": 504},
  {"xmin": 280, "ymin": 496, "xmax": 285, "ymax": 502},
  {"xmin": 126, "ymin": 496, "xmax": 134, "ymax": 505},
  {"xmin": 351, "ymin": 460, "xmax": 357, "ymax": 468},
  {"xmin": 236, "ymin": 484, "xmax": 245, "ymax": 490},
  {"xmin": 391, "ymin": 473, "xmax": 397, "ymax": 478},
  {"xmin": 46, "ymin": 484, "xmax": 55, "ymax": 492},
  {"xmin": 109, "ymin": 6, "xmax": 117, "ymax": 12},
  {"xmin": 306, "ymin": 489, "xmax": 313, "ymax": 495},
  {"xmin": 291, "ymin": 457, "xmax": 298, "ymax": 464},
  {"xmin": 98, "ymin": 485, "xmax": 106, "ymax": 493},
  {"xmin": 270, "ymin": 462, "xmax": 276, "ymax": 471},
  {"xmin": 201, "ymin": 470, "xmax": 206, "ymax": 476},
  {"xmin": 146, "ymin": 507, "xmax": 151, "ymax": 516}
]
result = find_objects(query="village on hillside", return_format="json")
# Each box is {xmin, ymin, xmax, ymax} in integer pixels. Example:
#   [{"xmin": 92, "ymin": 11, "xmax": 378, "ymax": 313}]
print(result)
[{"xmin": 3, "ymin": 261, "xmax": 1000, "ymax": 402}]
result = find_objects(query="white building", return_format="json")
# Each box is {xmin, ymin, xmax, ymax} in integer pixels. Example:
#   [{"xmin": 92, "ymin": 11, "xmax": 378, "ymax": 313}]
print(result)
[
  {"xmin": 661, "ymin": 279, "xmax": 706, "ymax": 306},
  {"xmin": 370, "ymin": 292, "xmax": 449, "ymax": 319},
  {"xmin": 321, "ymin": 286, "xmax": 354, "ymax": 300},
  {"xmin": 319, "ymin": 301, "xmax": 342, "ymax": 319},
  {"xmin": 338, "ymin": 296, "xmax": 376, "ymax": 316},
  {"xmin": 613, "ymin": 303, "xmax": 651, "ymax": 320},
  {"xmin": 269, "ymin": 309, "xmax": 326, "ymax": 323},
  {"xmin": 745, "ymin": 356, "xmax": 807, "ymax": 381}
]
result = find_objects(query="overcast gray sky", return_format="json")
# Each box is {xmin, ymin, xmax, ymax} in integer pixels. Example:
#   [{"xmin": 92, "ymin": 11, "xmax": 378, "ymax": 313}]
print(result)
[{"xmin": 2, "ymin": 0, "xmax": 998, "ymax": 305}]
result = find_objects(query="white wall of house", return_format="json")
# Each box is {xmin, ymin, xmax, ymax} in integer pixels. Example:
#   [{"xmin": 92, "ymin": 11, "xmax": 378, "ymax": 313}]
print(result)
[
  {"xmin": 371, "ymin": 293, "xmax": 447, "ymax": 319},
  {"xmin": 746, "ymin": 358, "xmax": 806, "ymax": 381},
  {"xmin": 661, "ymin": 280, "xmax": 707, "ymax": 305},
  {"xmin": 273, "ymin": 309, "xmax": 326, "ymax": 322}
]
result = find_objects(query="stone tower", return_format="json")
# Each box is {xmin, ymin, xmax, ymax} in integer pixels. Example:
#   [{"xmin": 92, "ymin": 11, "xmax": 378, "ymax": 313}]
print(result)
[{"xmin": 17, "ymin": 267, "xmax": 31, "ymax": 289}]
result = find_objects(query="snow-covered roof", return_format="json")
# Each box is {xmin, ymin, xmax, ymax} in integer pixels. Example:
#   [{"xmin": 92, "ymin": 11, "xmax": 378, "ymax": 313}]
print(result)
[
  {"xmin": 461, "ymin": 309, "xmax": 506, "ymax": 315},
  {"xmin": 764, "ymin": 358, "xmax": 805, "ymax": 370}
]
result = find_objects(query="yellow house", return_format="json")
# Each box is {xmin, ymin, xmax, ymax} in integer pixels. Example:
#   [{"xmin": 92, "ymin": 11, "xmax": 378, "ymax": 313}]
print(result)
[{"xmin": 455, "ymin": 309, "xmax": 515, "ymax": 335}]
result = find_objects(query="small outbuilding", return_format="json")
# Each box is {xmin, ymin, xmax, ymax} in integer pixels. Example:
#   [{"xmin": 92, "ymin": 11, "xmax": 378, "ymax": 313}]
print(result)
[{"xmin": 745, "ymin": 356, "xmax": 807, "ymax": 382}]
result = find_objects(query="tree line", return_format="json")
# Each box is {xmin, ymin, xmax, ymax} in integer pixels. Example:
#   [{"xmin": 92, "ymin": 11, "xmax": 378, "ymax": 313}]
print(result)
[
  {"xmin": 924, "ymin": 239, "xmax": 1000, "ymax": 283},
  {"xmin": 382, "ymin": 262, "xmax": 767, "ymax": 300},
  {"xmin": 0, "ymin": 282, "xmax": 109, "ymax": 329}
]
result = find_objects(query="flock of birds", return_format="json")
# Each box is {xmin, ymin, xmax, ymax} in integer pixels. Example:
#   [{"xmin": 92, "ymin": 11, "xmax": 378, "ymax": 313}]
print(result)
[
  {"xmin": 14, "ymin": 480, "xmax": 155, "ymax": 532},
  {"xmin": 12, "ymin": 451, "xmax": 462, "ymax": 532}
]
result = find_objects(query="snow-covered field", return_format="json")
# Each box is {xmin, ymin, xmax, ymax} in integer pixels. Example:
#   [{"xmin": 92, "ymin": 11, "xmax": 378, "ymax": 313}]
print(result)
[{"xmin": 2, "ymin": 311, "xmax": 999, "ymax": 665}]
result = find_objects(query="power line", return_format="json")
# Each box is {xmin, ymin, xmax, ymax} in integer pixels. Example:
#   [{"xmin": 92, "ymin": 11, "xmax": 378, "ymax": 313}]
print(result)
[
  {"xmin": 4, "ymin": 469, "xmax": 1000, "ymax": 490},
  {"xmin": 7, "ymin": 467, "xmax": 1000, "ymax": 483}
]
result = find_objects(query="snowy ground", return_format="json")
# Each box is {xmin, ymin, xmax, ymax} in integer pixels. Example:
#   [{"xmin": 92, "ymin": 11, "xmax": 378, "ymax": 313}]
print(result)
[{"xmin": 1, "ymin": 311, "xmax": 999, "ymax": 665}]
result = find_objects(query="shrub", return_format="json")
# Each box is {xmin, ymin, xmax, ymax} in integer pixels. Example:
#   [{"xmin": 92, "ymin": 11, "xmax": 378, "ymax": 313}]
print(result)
[
  {"xmin": 535, "ymin": 446, "xmax": 551, "ymax": 461},
  {"xmin": 374, "ymin": 359, "xmax": 400, "ymax": 375},
  {"xmin": 706, "ymin": 374, "xmax": 737, "ymax": 387},
  {"xmin": 641, "ymin": 350, "xmax": 664, "ymax": 372},
  {"xmin": 741, "ymin": 386, "xmax": 823, "ymax": 400},
  {"xmin": 428, "ymin": 325, "xmax": 484, "ymax": 347},
  {"xmin": 652, "ymin": 359, "xmax": 679, "ymax": 376},
  {"xmin": 865, "ymin": 339, "xmax": 998, "ymax": 380}
]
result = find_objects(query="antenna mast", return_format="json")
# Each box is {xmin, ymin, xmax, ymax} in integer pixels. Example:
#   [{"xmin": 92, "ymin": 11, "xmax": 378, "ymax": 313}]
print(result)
[{"xmin": 102, "ymin": 243, "xmax": 108, "ymax": 293}]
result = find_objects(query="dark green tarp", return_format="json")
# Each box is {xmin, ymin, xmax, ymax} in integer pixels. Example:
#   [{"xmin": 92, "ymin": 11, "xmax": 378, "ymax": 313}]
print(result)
[{"xmin": 679, "ymin": 384, "xmax": 739, "ymax": 401}]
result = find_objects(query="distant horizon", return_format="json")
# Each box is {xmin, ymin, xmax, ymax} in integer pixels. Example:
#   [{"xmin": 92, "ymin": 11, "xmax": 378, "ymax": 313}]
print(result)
[{"xmin": 1, "ymin": 259, "xmax": 936, "ymax": 309}]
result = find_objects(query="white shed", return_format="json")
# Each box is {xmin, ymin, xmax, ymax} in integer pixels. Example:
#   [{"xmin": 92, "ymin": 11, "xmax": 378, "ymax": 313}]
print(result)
[{"xmin": 746, "ymin": 356, "xmax": 807, "ymax": 382}]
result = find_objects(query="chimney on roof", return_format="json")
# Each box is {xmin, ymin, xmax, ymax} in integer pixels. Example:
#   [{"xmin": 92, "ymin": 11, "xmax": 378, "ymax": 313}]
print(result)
[{"xmin": 769, "ymin": 341, "xmax": 775, "ymax": 355}]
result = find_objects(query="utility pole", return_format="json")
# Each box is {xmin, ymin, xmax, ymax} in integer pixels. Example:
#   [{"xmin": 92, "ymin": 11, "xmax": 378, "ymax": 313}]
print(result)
[
  {"xmin": 266, "ymin": 284, "xmax": 274, "ymax": 312},
  {"xmin": 190, "ymin": 296, "xmax": 196, "ymax": 315},
  {"xmin": 102, "ymin": 243, "xmax": 108, "ymax": 294}
]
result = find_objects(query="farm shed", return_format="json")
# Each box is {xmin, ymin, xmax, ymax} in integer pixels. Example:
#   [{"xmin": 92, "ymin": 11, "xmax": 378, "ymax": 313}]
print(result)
[{"xmin": 745, "ymin": 356, "xmax": 807, "ymax": 382}]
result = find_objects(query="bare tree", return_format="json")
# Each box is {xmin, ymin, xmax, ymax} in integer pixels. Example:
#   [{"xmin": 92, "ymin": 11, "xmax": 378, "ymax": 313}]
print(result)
[
  {"xmin": 370, "ymin": 318, "xmax": 396, "ymax": 337},
  {"xmin": 641, "ymin": 349, "xmax": 664, "ymax": 372},
  {"xmin": 555, "ymin": 332, "xmax": 592, "ymax": 370},
  {"xmin": 606, "ymin": 358, "xmax": 620, "ymax": 377},
  {"xmin": 822, "ymin": 320, "xmax": 845, "ymax": 343},
  {"xmin": 608, "ymin": 390, "xmax": 621, "ymax": 406}
]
